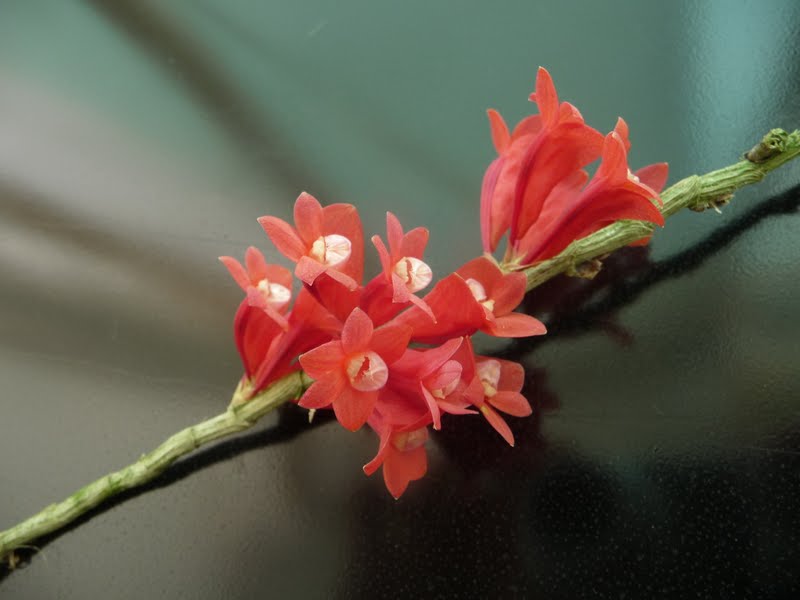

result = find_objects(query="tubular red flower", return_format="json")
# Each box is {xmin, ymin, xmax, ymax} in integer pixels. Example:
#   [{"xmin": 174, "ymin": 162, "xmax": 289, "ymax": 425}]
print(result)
[
  {"xmin": 258, "ymin": 192, "xmax": 364, "ymax": 290},
  {"xmin": 363, "ymin": 415, "xmax": 429, "ymax": 499},
  {"xmin": 363, "ymin": 212, "xmax": 435, "ymax": 324},
  {"xmin": 480, "ymin": 68, "xmax": 667, "ymax": 268},
  {"xmin": 457, "ymin": 257, "xmax": 546, "ymax": 338},
  {"xmin": 219, "ymin": 247, "xmax": 293, "ymax": 330},
  {"xmin": 389, "ymin": 337, "xmax": 477, "ymax": 430},
  {"xmin": 473, "ymin": 357, "xmax": 531, "ymax": 446},
  {"xmin": 298, "ymin": 308, "xmax": 412, "ymax": 431},
  {"xmin": 512, "ymin": 130, "xmax": 665, "ymax": 264},
  {"xmin": 481, "ymin": 68, "xmax": 603, "ymax": 255}
]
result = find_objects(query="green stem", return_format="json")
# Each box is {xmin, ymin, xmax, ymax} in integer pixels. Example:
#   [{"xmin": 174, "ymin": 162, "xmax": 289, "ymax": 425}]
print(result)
[
  {"xmin": 1, "ymin": 129, "xmax": 798, "ymax": 568},
  {"xmin": 520, "ymin": 129, "xmax": 800, "ymax": 289},
  {"xmin": 0, "ymin": 372, "xmax": 309, "ymax": 565}
]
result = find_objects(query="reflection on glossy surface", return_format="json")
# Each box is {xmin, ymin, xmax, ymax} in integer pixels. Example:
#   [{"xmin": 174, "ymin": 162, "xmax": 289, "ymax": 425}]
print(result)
[{"xmin": 1, "ymin": 1, "xmax": 799, "ymax": 598}]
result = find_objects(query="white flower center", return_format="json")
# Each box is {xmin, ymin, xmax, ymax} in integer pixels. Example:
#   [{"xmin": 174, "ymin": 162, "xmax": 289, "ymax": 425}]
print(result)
[
  {"xmin": 256, "ymin": 279, "xmax": 291, "ymax": 308},
  {"xmin": 465, "ymin": 277, "xmax": 495, "ymax": 312},
  {"xmin": 393, "ymin": 257, "xmax": 433, "ymax": 293},
  {"xmin": 477, "ymin": 359, "xmax": 501, "ymax": 398},
  {"xmin": 345, "ymin": 351, "xmax": 388, "ymax": 392},
  {"xmin": 310, "ymin": 234, "xmax": 352, "ymax": 267}
]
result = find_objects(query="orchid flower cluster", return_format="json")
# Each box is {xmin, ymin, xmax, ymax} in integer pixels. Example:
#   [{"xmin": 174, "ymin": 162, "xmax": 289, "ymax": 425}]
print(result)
[{"xmin": 220, "ymin": 68, "xmax": 666, "ymax": 498}]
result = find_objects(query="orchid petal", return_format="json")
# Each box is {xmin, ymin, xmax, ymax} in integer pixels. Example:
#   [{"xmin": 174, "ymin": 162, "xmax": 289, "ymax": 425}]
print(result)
[
  {"xmin": 635, "ymin": 162, "xmax": 669, "ymax": 194},
  {"xmin": 436, "ymin": 400, "xmax": 477, "ymax": 415},
  {"xmin": 258, "ymin": 216, "xmax": 306, "ymax": 262},
  {"xmin": 489, "ymin": 391, "xmax": 532, "ymax": 417},
  {"xmin": 480, "ymin": 155, "xmax": 506, "ymax": 252},
  {"xmin": 333, "ymin": 386, "xmax": 377, "ymax": 431},
  {"xmin": 383, "ymin": 445, "xmax": 427, "ymax": 499},
  {"xmin": 399, "ymin": 226, "xmax": 429, "ymax": 258},
  {"xmin": 219, "ymin": 256, "xmax": 251, "ymax": 291},
  {"xmin": 596, "ymin": 132, "xmax": 630, "ymax": 184},
  {"xmin": 489, "ymin": 272, "xmax": 527, "ymax": 316},
  {"xmin": 613, "ymin": 117, "xmax": 631, "ymax": 151},
  {"xmin": 341, "ymin": 307, "xmax": 374, "ymax": 355},
  {"xmin": 421, "ymin": 385, "xmax": 443, "ymax": 430},
  {"xmin": 512, "ymin": 122, "xmax": 604, "ymax": 242},
  {"xmin": 246, "ymin": 288, "xmax": 290, "ymax": 331},
  {"xmin": 370, "ymin": 323, "xmax": 413, "ymax": 365},
  {"xmin": 321, "ymin": 203, "xmax": 364, "ymax": 283},
  {"xmin": 487, "ymin": 108, "xmax": 511, "ymax": 154},
  {"xmin": 363, "ymin": 428, "xmax": 392, "ymax": 476},
  {"xmin": 457, "ymin": 257, "xmax": 504, "ymax": 292},
  {"xmin": 263, "ymin": 264, "xmax": 294, "ymax": 291},
  {"xmin": 372, "ymin": 234, "xmax": 393, "ymax": 277},
  {"xmin": 244, "ymin": 246, "xmax": 268, "ymax": 282},
  {"xmin": 529, "ymin": 67, "xmax": 559, "ymax": 126},
  {"xmin": 299, "ymin": 372, "xmax": 346, "ymax": 410},
  {"xmin": 485, "ymin": 312, "xmax": 547, "ymax": 338},
  {"xmin": 480, "ymin": 404, "xmax": 515, "ymax": 446},
  {"xmin": 416, "ymin": 337, "xmax": 463, "ymax": 378},
  {"xmin": 510, "ymin": 114, "xmax": 543, "ymax": 138},
  {"xmin": 386, "ymin": 212, "xmax": 404, "ymax": 256},
  {"xmin": 497, "ymin": 359, "xmax": 526, "ymax": 391},
  {"xmin": 394, "ymin": 274, "xmax": 485, "ymax": 345},
  {"xmin": 390, "ymin": 272, "xmax": 412, "ymax": 303},
  {"xmin": 405, "ymin": 292, "xmax": 436, "ymax": 323},
  {"xmin": 426, "ymin": 359, "xmax": 462, "ymax": 391},
  {"xmin": 299, "ymin": 340, "xmax": 345, "ymax": 379},
  {"xmin": 295, "ymin": 255, "xmax": 328, "ymax": 286},
  {"xmin": 293, "ymin": 192, "xmax": 323, "ymax": 246}
]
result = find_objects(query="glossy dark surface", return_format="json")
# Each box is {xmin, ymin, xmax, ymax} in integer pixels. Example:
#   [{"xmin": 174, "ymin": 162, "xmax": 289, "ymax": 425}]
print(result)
[{"xmin": 1, "ymin": 2, "xmax": 800, "ymax": 598}]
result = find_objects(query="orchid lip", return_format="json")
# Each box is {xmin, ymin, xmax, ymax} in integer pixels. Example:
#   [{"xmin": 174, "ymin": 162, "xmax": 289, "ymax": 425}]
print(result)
[
  {"xmin": 345, "ymin": 351, "xmax": 388, "ymax": 392},
  {"xmin": 477, "ymin": 359, "xmax": 501, "ymax": 398},
  {"xmin": 256, "ymin": 279, "xmax": 291, "ymax": 307},
  {"xmin": 310, "ymin": 234, "xmax": 352, "ymax": 266},
  {"xmin": 465, "ymin": 277, "xmax": 488, "ymax": 302},
  {"xmin": 465, "ymin": 277, "xmax": 495, "ymax": 312},
  {"xmin": 393, "ymin": 257, "xmax": 432, "ymax": 292}
]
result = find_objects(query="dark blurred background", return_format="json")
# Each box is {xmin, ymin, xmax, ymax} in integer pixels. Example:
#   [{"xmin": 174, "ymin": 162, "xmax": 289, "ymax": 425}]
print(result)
[{"xmin": 1, "ymin": 1, "xmax": 799, "ymax": 598}]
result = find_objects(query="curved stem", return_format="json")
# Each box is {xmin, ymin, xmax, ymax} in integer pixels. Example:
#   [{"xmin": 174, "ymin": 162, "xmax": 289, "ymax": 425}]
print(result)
[
  {"xmin": 0, "ymin": 372, "xmax": 309, "ymax": 565},
  {"xmin": 2, "ymin": 129, "xmax": 798, "ymax": 568},
  {"xmin": 520, "ymin": 129, "xmax": 800, "ymax": 289}
]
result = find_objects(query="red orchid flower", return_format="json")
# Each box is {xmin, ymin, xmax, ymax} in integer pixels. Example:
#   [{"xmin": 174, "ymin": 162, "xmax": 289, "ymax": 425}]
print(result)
[
  {"xmin": 258, "ymin": 192, "xmax": 364, "ymax": 290},
  {"xmin": 481, "ymin": 67, "xmax": 604, "ymax": 255},
  {"xmin": 363, "ymin": 417, "xmax": 429, "ymax": 499},
  {"xmin": 456, "ymin": 257, "xmax": 546, "ymax": 337},
  {"xmin": 472, "ymin": 358, "xmax": 532, "ymax": 446},
  {"xmin": 231, "ymin": 300, "xmax": 284, "ymax": 384},
  {"xmin": 298, "ymin": 307, "xmax": 411, "ymax": 431},
  {"xmin": 246, "ymin": 288, "xmax": 342, "ymax": 396},
  {"xmin": 219, "ymin": 246, "xmax": 293, "ymax": 330},
  {"xmin": 510, "ymin": 128, "xmax": 665, "ymax": 264},
  {"xmin": 389, "ymin": 337, "xmax": 477, "ymax": 430},
  {"xmin": 368, "ymin": 211, "xmax": 435, "ymax": 321}
]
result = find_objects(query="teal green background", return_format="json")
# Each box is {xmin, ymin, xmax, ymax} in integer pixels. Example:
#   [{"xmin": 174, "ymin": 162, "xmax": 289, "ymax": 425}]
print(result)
[{"xmin": 1, "ymin": 2, "xmax": 799, "ymax": 598}]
